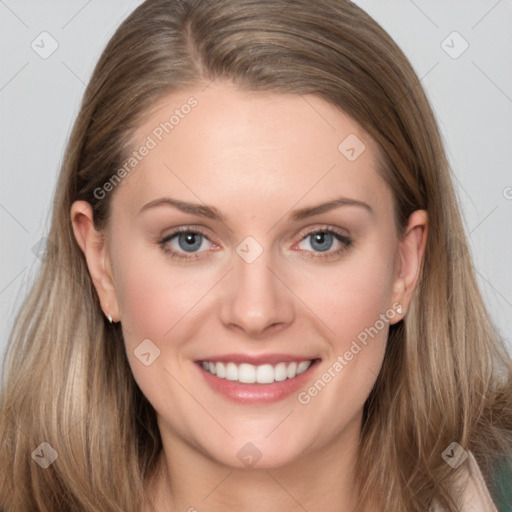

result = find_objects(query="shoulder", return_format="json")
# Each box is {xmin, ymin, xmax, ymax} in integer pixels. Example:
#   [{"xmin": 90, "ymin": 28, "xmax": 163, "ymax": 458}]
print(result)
[
  {"xmin": 490, "ymin": 453, "xmax": 512, "ymax": 512},
  {"xmin": 431, "ymin": 451, "xmax": 501, "ymax": 512}
]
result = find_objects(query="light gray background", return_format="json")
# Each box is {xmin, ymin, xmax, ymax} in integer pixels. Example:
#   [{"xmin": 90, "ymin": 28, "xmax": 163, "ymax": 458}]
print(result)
[{"xmin": 1, "ymin": 0, "xmax": 511, "ymax": 379}]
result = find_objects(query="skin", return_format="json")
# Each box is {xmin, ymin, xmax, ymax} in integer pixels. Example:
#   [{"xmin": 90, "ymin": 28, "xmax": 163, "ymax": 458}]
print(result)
[{"xmin": 71, "ymin": 80, "xmax": 427, "ymax": 511}]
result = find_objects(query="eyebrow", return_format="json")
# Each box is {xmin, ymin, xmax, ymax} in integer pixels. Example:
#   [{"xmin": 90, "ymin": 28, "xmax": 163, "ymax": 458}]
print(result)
[
  {"xmin": 290, "ymin": 197, "xmax": 373, "ymax": 220},
  {"xmin": 139, "ymin": 197, "xmax": 225, "ymax": 221},
  {"xmin": 138, "ymin": 195, "xmax": 373, "ymax": 221}
]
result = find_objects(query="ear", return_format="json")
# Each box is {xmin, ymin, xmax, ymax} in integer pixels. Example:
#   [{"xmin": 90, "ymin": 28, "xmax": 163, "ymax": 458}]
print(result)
[
  {"xmin": 70, "ymin": 200, "xmax": 120, "ymax": 322},
  {"xmin": 390, "ymin": 209, "xmax": 428, "ymax": 323}
]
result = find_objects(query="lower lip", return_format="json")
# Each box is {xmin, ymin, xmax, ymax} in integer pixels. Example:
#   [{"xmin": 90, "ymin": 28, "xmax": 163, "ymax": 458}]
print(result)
[{"xmin": 196, "ymin": 360, "xmax": 320, "ymax": 404}]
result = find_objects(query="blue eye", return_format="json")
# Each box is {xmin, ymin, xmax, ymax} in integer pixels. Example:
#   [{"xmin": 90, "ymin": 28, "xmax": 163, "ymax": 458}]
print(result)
[
  {"xmin": 296, "ymin": 229, "xmax": 352, "ymax": 256},
  {"xmin": 159, "ymin": 229, "xmax": 213, "ymax": 259},
  {"xmin": 309, "ymin": 232, "xmax": 334, "ymax": 252},
  {"xmin": 176, "ymin": 232, "xmax": 204, "ymax": 252},
  {"xmin": 159, "ymin": 226, "xmax": 352, "ymax": 261}
]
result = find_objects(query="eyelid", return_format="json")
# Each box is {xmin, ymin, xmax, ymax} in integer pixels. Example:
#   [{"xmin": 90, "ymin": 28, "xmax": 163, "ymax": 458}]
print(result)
[
  {"xmin": 294, "ymin": 223, "xmax": 350, "ymax": 241},
  {"xmin": 158, "ymin": 226, "xmax": 218, "ymax": 260},
  {"xmin": 291, "ymin": 224, "xmax": 353, "ymax": 258},
  {"xmin": 160, "ymin": 225, "xmax": 213, "ymax": 241},
  {"xmin": 158, "ymin": 224, "xmax": 352, "ymax": 261}
]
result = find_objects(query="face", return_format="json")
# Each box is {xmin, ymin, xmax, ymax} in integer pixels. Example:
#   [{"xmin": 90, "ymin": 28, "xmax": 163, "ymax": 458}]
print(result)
[{"xmin": 77, "ymin": 80, "xmax": 424, "ymax": 470}]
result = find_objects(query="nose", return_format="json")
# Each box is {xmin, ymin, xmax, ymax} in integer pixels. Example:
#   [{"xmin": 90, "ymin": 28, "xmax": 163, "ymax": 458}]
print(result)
[{"xmin": 219, "ymin": 247, "xmax": 296, "ymax": 338}]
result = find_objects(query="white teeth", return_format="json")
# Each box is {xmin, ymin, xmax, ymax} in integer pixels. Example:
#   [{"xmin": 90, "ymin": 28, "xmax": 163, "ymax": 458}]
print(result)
[
  {"xmin": 225, "ymin": 362, "xmax": 238, "ymax": 381},
  {"xmin": 297, "ymin": 361, "xmax": 311, "ymax": 375},
  {"xmin": 286, "ymin": 362, "xmax": 297, "ymax": 379},
  {"xmin": 238, "ymin": 363, "xmax": 256, "ymax": 383},
  {"xmin": 274, "ymin": 362, "xmax": 288, "ymax": 382},
  {"xmin": 256, "ymin": 364, "xmax": 275, "ymax": 384},
  {"xmin": 216, "ymin": 362, "xmax": 226, "ymax": 378},
  {"xmin": 200, "ymin": 359, "xmax": 313, "ymax": 384}
]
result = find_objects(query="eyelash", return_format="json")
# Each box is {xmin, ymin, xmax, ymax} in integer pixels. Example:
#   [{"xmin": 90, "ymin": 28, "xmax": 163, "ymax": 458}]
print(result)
[
  {"xmin": 158, "ymin": 225, "xmax": 353, "ymax": 261},
  {"xmin": 158, "ymin": 226, "xmax": 217, "ymax": 261},
  {"xmin": 294, "ymin": 227, "xmax": 353, "ymax": 259}
]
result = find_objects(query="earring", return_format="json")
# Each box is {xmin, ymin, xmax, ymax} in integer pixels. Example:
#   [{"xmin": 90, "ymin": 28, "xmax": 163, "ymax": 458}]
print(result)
[
  {"xmin": 397, "ymin": 305, "xmax": 403, "ymax": 315},
  {"xmin": 108, "ymin": 313, "xmax": 113, "ymax": 323}
]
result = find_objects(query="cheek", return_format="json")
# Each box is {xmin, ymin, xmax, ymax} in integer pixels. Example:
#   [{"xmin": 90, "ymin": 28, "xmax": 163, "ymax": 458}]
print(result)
[
  {"xmin": 291, "ymin": 254, "xmax": 394, "ymax": 430},
  {"xmin": 112, "ymin": 241, "xmax": 210, "ymax": 343},
  {"xmin": 293, "ymin": 247, "xmax": 396, "ymax": 345},
  {"xmin": 111, "ymin": 246, "xmax": 210, "ymax": 409},
  {"xmin": 114, "ymin": 260, "xmax": 173, "ymax": 341}
]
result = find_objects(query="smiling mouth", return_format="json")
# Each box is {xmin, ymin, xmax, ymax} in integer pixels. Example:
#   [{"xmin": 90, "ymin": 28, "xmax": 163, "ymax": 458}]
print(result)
[{"xmin": 198, "ymin": 359, "xmax": 318, "ymax": 384}]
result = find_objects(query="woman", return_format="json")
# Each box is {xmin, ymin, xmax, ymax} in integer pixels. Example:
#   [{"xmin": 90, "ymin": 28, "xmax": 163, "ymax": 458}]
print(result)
[{"xmin": 1, "ymin": 0, "xmax": 511, "ymax": 510}]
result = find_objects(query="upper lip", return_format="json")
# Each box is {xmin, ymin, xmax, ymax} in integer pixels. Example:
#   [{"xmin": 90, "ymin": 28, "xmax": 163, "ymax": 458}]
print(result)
[{"xmin": 196, "ymin": 353, "xmax": 319, "ymax": 366}]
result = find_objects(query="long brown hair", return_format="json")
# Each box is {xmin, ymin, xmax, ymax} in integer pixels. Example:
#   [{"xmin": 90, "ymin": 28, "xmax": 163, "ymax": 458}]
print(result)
[{"xmin": 1, "ymin": 1, "xmax": 511, "ymax": 510}]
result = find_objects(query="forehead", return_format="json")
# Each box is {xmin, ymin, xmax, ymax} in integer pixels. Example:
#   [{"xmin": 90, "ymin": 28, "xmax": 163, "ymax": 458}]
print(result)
[{"xmin": 111, "ymin": 81, "xmax": 390, "ymax": 220}]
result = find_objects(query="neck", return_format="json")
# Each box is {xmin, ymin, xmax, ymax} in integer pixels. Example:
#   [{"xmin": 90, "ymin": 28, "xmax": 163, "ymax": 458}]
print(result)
[{"xmin": 144, "ymin": 415, "xmax": 366, "ymax": 512}]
